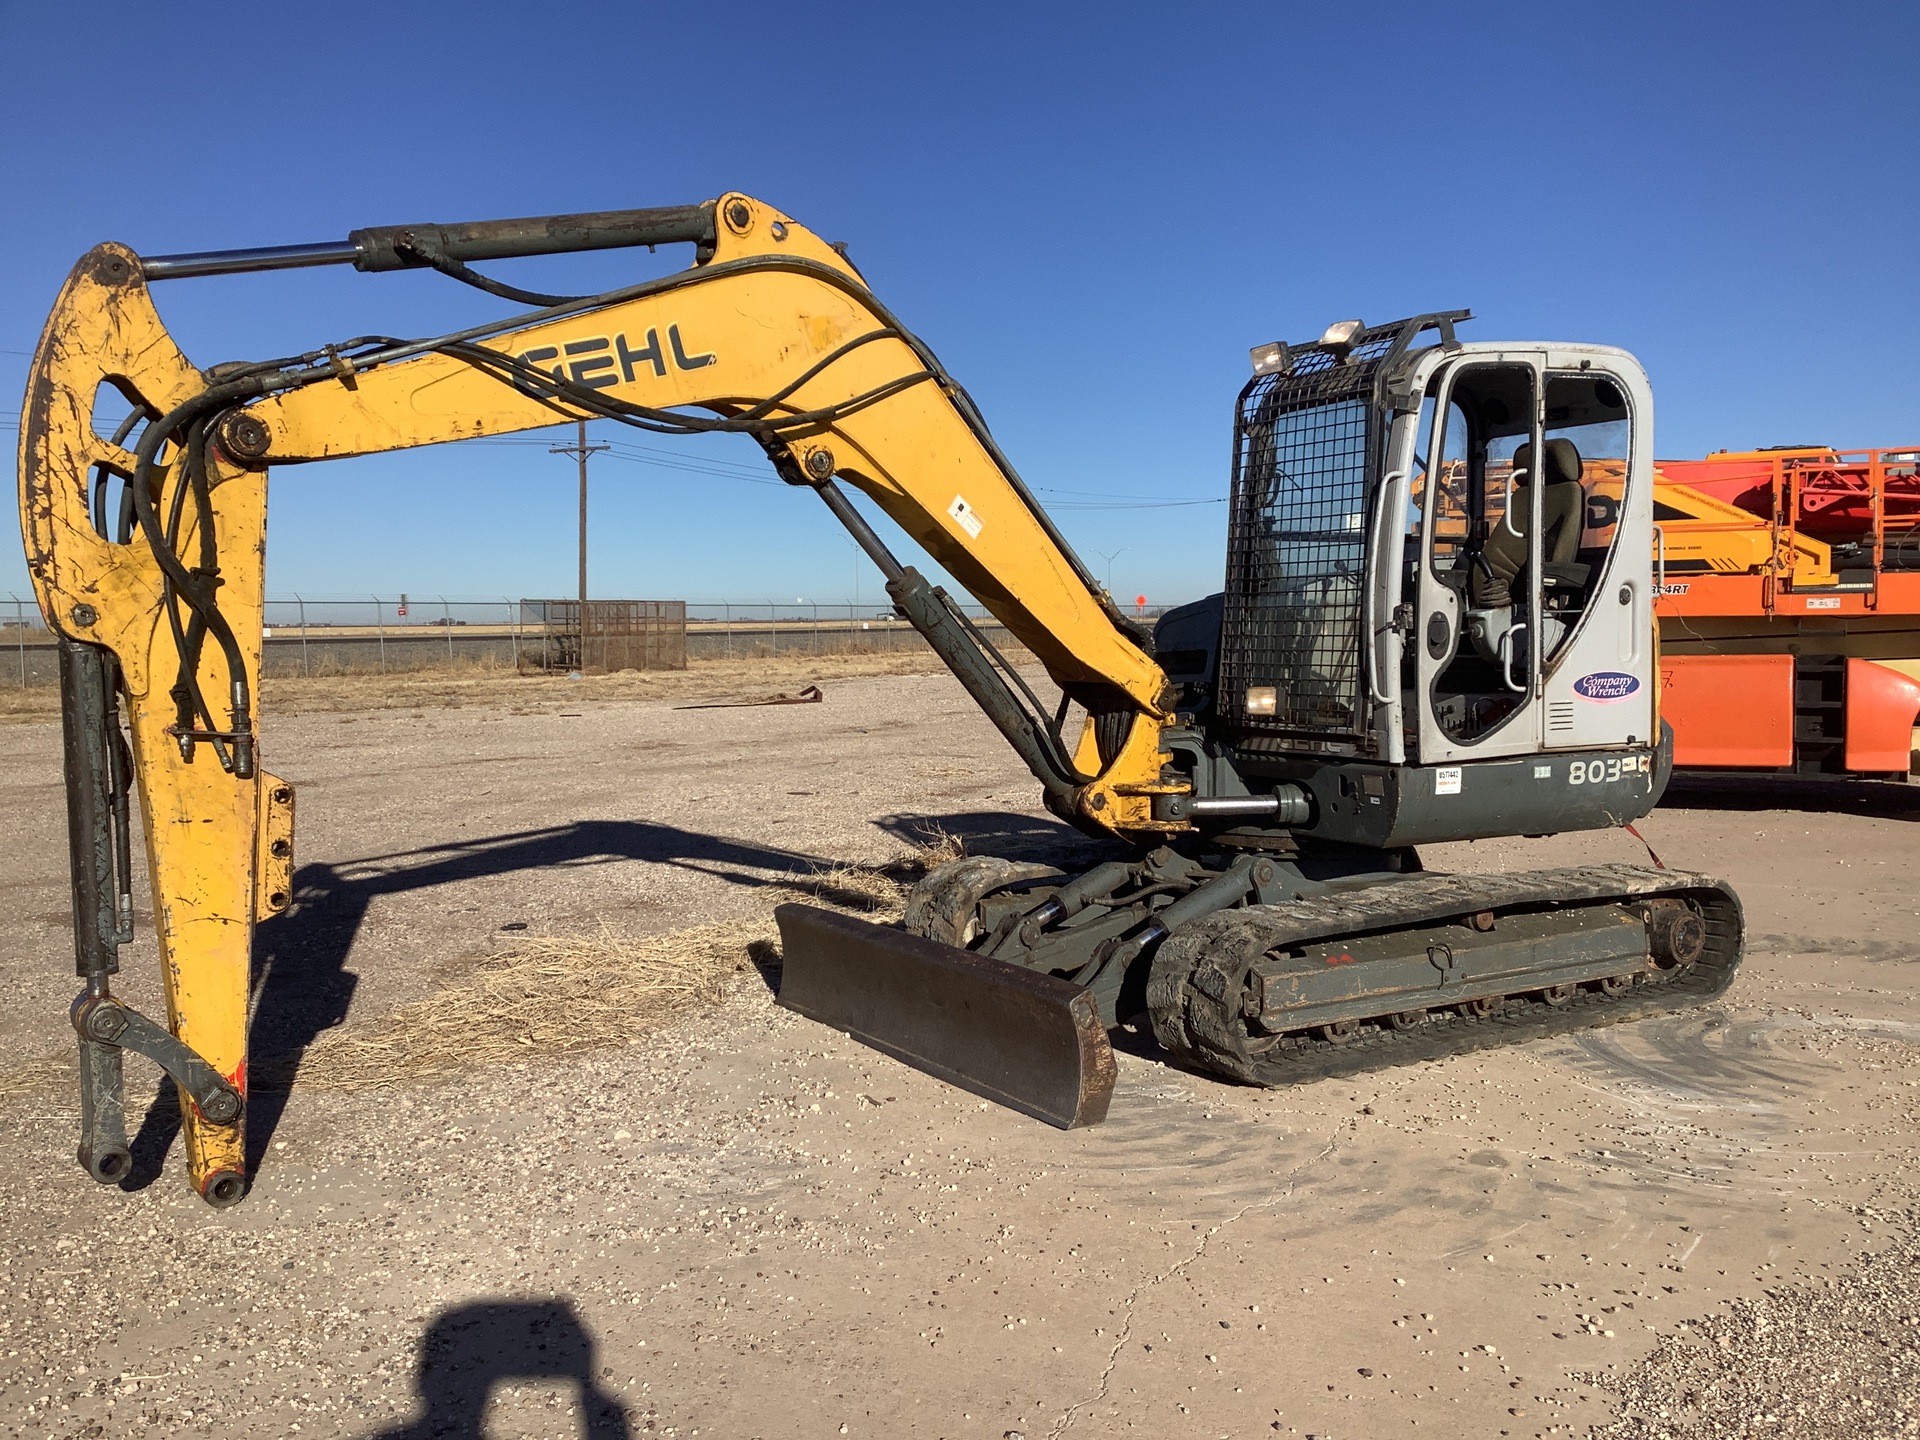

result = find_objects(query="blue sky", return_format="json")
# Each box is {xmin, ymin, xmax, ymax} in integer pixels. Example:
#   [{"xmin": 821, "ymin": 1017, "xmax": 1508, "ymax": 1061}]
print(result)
[{"xmin": 3, "ymin": 2, "xmax": 1915, "ymax": 609}]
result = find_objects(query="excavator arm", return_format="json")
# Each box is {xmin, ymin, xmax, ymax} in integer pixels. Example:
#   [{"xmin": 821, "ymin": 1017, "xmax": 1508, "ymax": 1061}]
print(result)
[{"xmin": 19, "ymin": 193, "xmax": 1186, "ymax": 1202}]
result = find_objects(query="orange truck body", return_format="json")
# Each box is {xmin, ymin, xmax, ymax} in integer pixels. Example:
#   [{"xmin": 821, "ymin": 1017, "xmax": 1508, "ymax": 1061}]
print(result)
[{"xmin": 1650, "ymin": 447, "xmax": 1920, "ymax": 779}]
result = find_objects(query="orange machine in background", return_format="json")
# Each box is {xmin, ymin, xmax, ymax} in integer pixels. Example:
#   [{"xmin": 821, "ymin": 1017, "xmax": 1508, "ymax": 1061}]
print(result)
[{"xmin": 1651, "ymin": 447, "xmax": 1920, "ymax": 780}]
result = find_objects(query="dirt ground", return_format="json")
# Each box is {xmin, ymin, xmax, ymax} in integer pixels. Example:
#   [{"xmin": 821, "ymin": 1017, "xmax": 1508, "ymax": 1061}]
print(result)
[{"xmin": 1, "ymin": 661, "xmax": 1917, "ymax": 1439}]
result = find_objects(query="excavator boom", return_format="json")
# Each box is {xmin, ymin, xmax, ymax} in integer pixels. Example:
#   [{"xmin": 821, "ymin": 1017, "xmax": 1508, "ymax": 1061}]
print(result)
[{"xmin": 20, "ymin": 194, "xmax": 1178, "ymax": 1201}]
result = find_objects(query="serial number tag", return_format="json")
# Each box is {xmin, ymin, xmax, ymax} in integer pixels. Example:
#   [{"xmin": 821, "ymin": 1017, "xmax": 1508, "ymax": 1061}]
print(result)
[{"xmin": 1569, "ymin": 754, "xmax": 1650, "ymax": 785}]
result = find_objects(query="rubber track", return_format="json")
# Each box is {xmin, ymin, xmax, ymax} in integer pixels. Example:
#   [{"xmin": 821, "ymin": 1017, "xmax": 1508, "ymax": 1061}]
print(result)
[
  {"xmin": 904, "ymin": 857, "xmax": 1061, "ymax": 946},
  {"xmin": 1145, "ymin": 864, "xmax": 1744, "ymax": 1087}
]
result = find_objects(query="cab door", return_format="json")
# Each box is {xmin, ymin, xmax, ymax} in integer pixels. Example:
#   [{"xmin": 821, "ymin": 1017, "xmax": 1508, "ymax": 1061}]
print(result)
[
  {"xmin": 1534, "ymin": 353, "xmax": 1658, "ymax": 751},
  {"xmin": 1410, "ymin": 352, "xmax": 1552, "ymax": 763}
]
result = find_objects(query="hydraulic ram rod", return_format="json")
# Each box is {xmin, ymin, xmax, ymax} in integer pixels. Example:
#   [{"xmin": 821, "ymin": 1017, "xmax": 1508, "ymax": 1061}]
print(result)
[{"xmin": 140, "ymin": 202, "xmax": 719, "ymax": 280}]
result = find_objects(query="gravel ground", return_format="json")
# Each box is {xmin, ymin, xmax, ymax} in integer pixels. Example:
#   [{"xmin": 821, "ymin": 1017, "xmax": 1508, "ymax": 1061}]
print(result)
[
  {"xmin": 1589, "ymin": 1204, "xmax": 1920, "ymax": 1438},
  {"xmin": 1, "ymin": 665, "xmax": 1916, "ymax": 1439}
]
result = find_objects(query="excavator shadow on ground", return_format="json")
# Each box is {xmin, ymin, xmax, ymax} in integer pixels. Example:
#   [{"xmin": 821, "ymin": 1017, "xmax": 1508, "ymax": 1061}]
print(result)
[
  {"xmin": 120, "ymin": 819, "xmax": 949, "ymax": 1190},
  {"xmin": 869, "ymin": 808, "xmax": 1110, "ymax": 869}
]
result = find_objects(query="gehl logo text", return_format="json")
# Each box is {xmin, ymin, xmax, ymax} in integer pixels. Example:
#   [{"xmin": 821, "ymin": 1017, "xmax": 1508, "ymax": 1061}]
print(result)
[{"xmin": 517, "ymin": 325, "xmax": 715, "ymax": 390}]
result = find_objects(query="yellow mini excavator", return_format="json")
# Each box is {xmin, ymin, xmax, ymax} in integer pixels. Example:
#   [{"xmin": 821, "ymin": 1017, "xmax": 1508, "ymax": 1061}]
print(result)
[{"xmin": 19, "ymin": 195, "xmax": 1743, "ymax": 1205}]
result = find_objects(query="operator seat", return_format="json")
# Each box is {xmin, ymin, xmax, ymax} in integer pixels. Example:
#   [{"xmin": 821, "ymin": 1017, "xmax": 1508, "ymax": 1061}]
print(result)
[
  {"xmin": 1470, "ymin": 438, "xmax": 1585, "ymax": 607},
  {"xmin": 1464, "ymin": 438, "xmax": 1587, "ymax": 670}
]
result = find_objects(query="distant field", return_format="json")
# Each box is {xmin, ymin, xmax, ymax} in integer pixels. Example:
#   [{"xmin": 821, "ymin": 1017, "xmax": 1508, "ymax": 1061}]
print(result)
[
  {"xmin": 0, "ymin": 648, "xmax": 964, "ymax": 722},
  {"xmin": 0, "ymin": 614, "xmax": 1022, "ymax": 686}
]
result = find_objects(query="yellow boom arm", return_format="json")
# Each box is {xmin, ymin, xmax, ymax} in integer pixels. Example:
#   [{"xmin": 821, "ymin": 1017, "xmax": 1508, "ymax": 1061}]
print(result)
[{"xmin": 18, "ymin": 193, "xmax": 1186, "ymax": 1203}]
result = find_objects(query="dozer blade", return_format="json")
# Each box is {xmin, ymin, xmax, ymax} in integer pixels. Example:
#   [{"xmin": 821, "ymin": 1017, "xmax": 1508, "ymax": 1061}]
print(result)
[{"xmin": 773, "ymin": 903, "xmax": 1115, "ymax": 1129}]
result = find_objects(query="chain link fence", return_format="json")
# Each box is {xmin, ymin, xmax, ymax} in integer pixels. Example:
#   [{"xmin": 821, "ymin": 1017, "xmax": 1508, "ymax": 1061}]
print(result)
[
  {"xmin": 2, "ymin": 593, "xmax": 1173, "ymax": 687},
  {"xmin": 2, "ymin": 595, "xmax": 41, "ymax": 686}
]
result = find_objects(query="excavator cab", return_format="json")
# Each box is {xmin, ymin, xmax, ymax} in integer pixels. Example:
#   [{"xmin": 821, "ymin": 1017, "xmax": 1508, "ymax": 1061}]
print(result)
[
  {"xmin": 1158, "ymin": 314, "xmax": 1663, "ymax": 848},
  {"xmin": 1403, "ymin": 342, "xmax": 1653, "ymax": 765}
]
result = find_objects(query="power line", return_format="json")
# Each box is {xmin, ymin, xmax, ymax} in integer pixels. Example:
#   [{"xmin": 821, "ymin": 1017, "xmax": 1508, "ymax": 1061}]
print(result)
[
  {"xmin": 1043, "ymin": 497, "xmax": 1225, "ymax": 510},
  {"xmin": 463, "ymin": 431, "xmax": 1215, "ymax": 502},
  {"xmin": 0, "ymin": 410, "xmax": 1227, "ymax": 508}
]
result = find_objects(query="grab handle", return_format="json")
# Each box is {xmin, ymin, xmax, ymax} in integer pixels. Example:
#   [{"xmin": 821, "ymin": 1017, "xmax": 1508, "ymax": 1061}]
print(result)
[{"xmin": 1498, "ymin": 622, "xmax": 1529, "ymax": 694}]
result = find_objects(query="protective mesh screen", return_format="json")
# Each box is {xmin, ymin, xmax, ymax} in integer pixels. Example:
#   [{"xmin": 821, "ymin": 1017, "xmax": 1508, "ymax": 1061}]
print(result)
[{"xmin": 1221, "ymin": 344, "xmax": 1390, "ymax": 752}]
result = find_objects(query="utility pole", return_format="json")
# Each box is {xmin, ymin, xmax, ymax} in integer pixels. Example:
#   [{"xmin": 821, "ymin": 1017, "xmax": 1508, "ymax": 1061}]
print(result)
[{"xmin": 551, "ymin": 420, "xmax": 609, "ymax": 671}]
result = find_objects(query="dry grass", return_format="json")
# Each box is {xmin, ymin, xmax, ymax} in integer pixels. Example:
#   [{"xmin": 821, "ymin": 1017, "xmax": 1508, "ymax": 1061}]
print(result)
[
  {"xmin": 0, "ymin": 1054, "xmax": 75, "ymax": 1102},
  {"xmin": 286, "ymin": 917, "xmax": 765, "ymax": 1092},
  {"xmin": 260, "ymin": 650, "xmax": 956, "ymax": 716},
  {"xmin": 0, "ymin": 650, "xmax": 968, "ymax": 724},
  {"xmin": 278, "ymin": 831, "xmax": 966, "ymax": 1093},
  {"xmin": 0, "ymin": 686, "xmax": 58, "ymax": 722},
  {"xmin": 2, "ymin": 835, "xmax": 969, "ymax": 1102}
]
